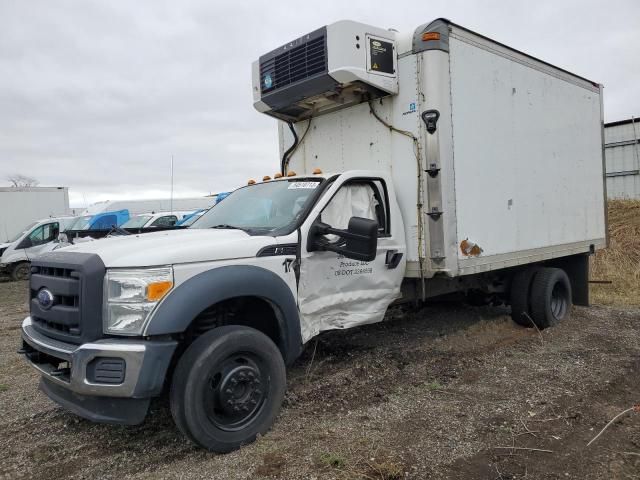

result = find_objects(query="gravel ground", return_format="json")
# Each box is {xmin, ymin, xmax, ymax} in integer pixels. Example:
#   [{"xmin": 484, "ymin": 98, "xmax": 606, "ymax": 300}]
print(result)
[{"xmin": 0, "ymin": 278, "xmax": 638, "ymax": 479}]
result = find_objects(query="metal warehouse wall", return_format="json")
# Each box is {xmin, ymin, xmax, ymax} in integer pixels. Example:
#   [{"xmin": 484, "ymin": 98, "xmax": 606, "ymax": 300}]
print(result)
[{"xmin": 604, "ymin": 117, "xmax": 640, "ymax": 199}]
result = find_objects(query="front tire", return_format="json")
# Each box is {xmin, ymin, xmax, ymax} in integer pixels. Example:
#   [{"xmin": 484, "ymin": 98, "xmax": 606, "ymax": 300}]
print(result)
[
  {"xmin": 170, "ymin": 325, "xmax": 286, "ymax": 452},
  {"xmin": 10, "ymin": 262, "xmax": 30, "ymax": 281}
]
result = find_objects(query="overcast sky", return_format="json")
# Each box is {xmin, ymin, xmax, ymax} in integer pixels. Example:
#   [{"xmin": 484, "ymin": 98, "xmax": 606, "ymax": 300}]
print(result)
[{"xmin": 0, "ymin": 0, "xmax": 638, "ymax": 207}]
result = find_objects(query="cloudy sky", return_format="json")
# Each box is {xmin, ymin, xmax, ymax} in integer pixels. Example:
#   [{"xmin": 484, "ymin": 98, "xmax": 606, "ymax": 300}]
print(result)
[{"xmin": 1, "ymin": 0, "xmax": 638, "ymax": 207}]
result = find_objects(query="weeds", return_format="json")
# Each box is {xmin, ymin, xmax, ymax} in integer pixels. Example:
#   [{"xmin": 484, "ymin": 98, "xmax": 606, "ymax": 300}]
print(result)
[
  {"xmin": 317, "ymin": 452, "xmax": 346, "ymax": 469},
  {"xmin": 591, "ymin": 200, "xmax": 640, "ymax": 305}
]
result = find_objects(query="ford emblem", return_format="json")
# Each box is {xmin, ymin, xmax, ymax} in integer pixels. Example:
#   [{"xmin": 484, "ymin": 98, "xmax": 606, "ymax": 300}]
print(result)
[{"xmin": 37, "ymin": 289, "xmax": 54, "ymax": 310}]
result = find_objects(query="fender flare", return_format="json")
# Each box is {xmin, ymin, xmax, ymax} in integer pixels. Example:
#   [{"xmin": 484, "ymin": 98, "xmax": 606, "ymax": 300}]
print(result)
[{"xmin": 144, "ymin": 265, "xmax": 302, "ymax": 364}]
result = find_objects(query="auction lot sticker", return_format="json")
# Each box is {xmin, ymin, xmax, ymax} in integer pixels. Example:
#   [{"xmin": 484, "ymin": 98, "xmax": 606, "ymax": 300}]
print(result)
[{"xmin": 288, "ymin": 182, "xmax": 319, "ymax": 189}]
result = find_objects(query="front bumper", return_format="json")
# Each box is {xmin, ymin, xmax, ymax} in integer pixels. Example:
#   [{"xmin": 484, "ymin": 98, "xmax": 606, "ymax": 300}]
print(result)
[{"xmin": 21, "ymin": 317, "xmax": 177, "ymax": 424}]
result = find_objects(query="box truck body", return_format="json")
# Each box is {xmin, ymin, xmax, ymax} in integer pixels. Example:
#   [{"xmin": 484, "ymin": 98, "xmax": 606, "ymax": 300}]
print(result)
[
  {"xmin": 268, "ymin": 19, "xmax": 606, "ymax": 279},
  {"xmin": 20, "ymin": 19, "xmax": 606, "ymax": 453},
  {"xmin": 0, "ymin": 187, "xmax": 70, "ymax": 242}
]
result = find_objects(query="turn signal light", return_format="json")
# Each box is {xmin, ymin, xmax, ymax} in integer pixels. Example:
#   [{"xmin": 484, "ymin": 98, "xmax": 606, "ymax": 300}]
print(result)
[{"xmin": 147, "ymin": 281, "xmax": 173, "ymax": 301}]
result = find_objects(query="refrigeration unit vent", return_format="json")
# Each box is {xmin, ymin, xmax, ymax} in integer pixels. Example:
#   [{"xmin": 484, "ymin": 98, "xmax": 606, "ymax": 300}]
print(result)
[
  {"xmin": 260, "ymin": 35, "xmax": 327, "ymax": 94},
  {"xmin": 252, "ymin": 21, "xmax": 399, "ymax": 122}
]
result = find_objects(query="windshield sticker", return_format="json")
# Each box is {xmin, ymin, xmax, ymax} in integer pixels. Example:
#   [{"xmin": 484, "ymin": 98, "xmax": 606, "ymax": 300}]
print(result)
[{"xmin": 288, "ymin": 182, "xmax": 318, "ymax": 189}]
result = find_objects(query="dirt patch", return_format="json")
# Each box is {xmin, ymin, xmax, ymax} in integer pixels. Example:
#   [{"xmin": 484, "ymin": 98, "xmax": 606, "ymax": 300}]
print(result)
[{"xmin": 0, "ymin": 281, "xmax": 638, "ymax": 479}]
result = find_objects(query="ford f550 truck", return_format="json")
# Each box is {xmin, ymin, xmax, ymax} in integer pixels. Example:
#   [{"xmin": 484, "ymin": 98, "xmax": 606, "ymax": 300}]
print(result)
[{"xmin": 20, "ymin": 19, "xmax": 606, "ymax": 452}]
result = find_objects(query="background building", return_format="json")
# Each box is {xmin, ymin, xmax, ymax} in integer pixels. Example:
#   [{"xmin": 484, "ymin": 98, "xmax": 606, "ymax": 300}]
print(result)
[{"xmin": 604, "ymin": 117, "xmax": 640, "ymax": 199}]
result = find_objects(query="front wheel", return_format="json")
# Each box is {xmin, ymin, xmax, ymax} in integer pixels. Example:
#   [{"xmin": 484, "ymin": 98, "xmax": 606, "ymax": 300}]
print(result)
[
  {"xmin": 10, "ymin": 262, "xmax": 30, "ymax": 281},
  {"xmin": 170, "ymin": 325, "xmax": 286, "ymax": 452}
]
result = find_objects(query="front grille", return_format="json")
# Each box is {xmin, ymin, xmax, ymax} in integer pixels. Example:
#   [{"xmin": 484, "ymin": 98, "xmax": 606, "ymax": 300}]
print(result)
[
  {"xmin": 30, "ymin": 266, "xmax": 81, "ymax": 339},
  {"xmin": 29, "ymin": 252, "xmax": 106, "ymax": 345},
  {"xmin": 260, "ymin": 34, "xmax": 326, "ymax": 94}
]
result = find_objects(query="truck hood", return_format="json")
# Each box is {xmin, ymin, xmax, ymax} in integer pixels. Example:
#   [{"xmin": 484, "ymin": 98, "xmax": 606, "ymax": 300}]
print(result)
[{"xmin": 44, "ymin": 229, "xmax": 276, "ymax": 268}]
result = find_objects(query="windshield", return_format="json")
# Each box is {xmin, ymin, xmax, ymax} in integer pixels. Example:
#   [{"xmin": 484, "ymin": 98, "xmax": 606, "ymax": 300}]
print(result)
[
  {"xmin": 193, "ymin": 178, "xmax": 323, "ymax": 233},
  {"xmin": 8, "ymin": 222, "xmax": 38, "ymax": 242},
  {"xmin": 69, "ymin": 215, "xmax": 92, "ymax": 230},
  {"xmin": 121, "ymin": 215, "xmax": 153, "ymax": 228}
]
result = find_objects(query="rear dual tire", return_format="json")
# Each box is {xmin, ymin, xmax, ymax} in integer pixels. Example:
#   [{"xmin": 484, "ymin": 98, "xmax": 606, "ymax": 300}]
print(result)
[{"xmin": 510, "ymin": 267, "xmax": 572, "ymax": 329}]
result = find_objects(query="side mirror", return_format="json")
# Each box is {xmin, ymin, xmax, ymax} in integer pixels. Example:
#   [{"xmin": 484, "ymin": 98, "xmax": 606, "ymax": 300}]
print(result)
[{"xmin": 308, "ymin": 216, "xmax": 378, "ymax": 262}]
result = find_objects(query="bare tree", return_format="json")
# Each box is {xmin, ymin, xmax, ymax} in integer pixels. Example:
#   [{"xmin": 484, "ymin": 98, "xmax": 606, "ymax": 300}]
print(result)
[{"xmin": 7, "ymin": 174, "xmax": 39, "ymax": 187}]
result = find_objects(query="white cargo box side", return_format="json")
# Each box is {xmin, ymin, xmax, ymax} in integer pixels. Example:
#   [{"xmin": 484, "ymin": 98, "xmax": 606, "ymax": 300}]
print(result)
[{"xmin": 423, "ymin": 23, "xmax": 607, "ymax": 276}]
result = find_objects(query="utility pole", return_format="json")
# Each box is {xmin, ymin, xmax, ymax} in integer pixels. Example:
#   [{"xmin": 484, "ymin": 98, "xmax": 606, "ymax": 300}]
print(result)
[{"xmin": 170, "ymin": 155, "xmax": 174, "ymax": 214}]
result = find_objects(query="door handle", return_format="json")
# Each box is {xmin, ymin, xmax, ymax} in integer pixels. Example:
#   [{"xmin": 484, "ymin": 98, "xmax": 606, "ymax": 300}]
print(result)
[{"xmin": 385, "ymin": 250, "xmax": 403, "ymax": 269}]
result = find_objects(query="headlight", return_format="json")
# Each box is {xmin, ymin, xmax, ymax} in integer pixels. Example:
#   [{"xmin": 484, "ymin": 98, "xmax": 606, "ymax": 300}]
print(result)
[{"xmin": 104, "ymin": 267, "xmax": 173, "ymax": 335}]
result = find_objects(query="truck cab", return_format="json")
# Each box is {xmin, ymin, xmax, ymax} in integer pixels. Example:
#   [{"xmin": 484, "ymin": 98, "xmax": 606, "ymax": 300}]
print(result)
[
  {"xmin": 69, "ymin": 209, "xmax": 130, "ymax": 231},
  {"xmin": 20, "ymin": 170, "xmax": 404, "ymax": 452},
  {"xmin": 120, "ymin": 211, "xmax": 191, "ymax": 229}
]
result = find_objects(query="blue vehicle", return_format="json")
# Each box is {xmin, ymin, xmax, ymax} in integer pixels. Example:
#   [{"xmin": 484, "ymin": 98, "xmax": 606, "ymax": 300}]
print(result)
[
  {"xmin": 68, "ymin": 209, "xmax": 130, "ymax": 230},
  {"xmin": 175, "ymin": 209, "xmax": 206, "ymax": 227}
]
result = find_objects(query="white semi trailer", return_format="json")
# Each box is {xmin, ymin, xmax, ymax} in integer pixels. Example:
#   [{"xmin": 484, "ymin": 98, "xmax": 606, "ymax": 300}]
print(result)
[{"xmin": 21, "ymin": 19, "xmax": 606, "ymax": 452}]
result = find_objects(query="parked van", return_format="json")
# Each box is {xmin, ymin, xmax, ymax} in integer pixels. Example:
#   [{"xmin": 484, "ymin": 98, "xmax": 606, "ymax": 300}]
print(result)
[{"xmin": 0, "ymin": 217, "xmax": 77, "ymax": 280}]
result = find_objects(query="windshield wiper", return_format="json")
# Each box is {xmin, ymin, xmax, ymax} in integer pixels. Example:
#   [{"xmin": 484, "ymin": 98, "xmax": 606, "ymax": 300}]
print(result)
[{"xmin": 209, "ymin": 224, "xmax": 247, "ymax": 231}]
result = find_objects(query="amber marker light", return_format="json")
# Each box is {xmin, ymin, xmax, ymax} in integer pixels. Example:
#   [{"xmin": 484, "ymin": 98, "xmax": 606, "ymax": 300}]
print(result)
[
  {"xmin": 247, "ymin": 179, "xmax": 256, "ymax": 185},
  {"xmin": 263, "ymin": 175, "xmax": 272, "ymax": 181},
  {"xmin": 274, "ymin": 173, "xmax": 283, "ymax": 179},
  {"xmin": 287, "ymin": 171, "xmax": 297, "ymax": 177},
  {"xmin": 147, "ymin": 281, "xmax": 173, "ymax": 302},
  {"xmin": 313, "ymin": 168, "xmax": 322, "ymax": 174},
  {"xmin": 422, "ymin": 32, "xmax": 441, "ymax": 41}
]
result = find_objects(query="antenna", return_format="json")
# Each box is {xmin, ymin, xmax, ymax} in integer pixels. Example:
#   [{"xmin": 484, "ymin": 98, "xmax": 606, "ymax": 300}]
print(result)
[{"xmin": 170, "ymin": 155, "xmax": 174, "ymax": 214}]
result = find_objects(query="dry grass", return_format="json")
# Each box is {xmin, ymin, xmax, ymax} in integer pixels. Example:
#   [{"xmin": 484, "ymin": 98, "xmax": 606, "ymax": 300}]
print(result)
[{"xmin": 590, "ymin": 200, "xmax": 640, "ymax": 305}]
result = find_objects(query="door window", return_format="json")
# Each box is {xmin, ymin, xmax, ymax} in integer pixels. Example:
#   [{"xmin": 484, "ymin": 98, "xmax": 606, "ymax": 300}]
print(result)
[
  {"xmin": 27, "ymin": 223, "xmax": 59, "ymax": 246},
  {"xmin": 320, "ymin": 180, "xmax": 389, "ymax": 237}
]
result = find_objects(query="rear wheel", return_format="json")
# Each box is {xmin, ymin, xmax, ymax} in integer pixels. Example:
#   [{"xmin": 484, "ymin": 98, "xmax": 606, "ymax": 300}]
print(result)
[
  {"xmin": 10, "ymin": 262, "xmax": 30, "ymax": 281},
  {"xmin": 509, "ymin": 267, "xmax": 540, "ymax": 327},
  {"xmin": 530, "ymin": 268, "xmax": 572, "ymax": 329},
  {"xmin": 170, "ymin": 325, "xmax": 286, "ymax": 452}
]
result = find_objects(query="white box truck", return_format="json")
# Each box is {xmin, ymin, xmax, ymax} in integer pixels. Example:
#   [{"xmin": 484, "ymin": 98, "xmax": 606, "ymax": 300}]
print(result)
[
  {"xmin": 0, "ymin": 187, "xmax": 70, "ymax": 243},
  {"xmin": 20, "ymin": 19, "xmax": 606, "ymax": 452}
]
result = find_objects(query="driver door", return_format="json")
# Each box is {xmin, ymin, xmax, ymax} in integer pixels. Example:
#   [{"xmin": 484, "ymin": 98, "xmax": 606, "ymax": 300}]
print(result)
[{"xmin": 297, "ymin": 175, "xmax": 406, "ymax": 343}]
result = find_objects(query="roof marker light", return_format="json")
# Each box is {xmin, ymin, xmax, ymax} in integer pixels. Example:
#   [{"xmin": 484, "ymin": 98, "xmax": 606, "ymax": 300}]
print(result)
[
  {"xmin": 422, "ymin": 32, "xmax": 441, "ymax": 41},
  {"xmin": 263, "ymin": 175, "xmax": 271, "ymax": 181},
  {"xmin": 274, "ymin": 173, "xmax": 283, "ymax": 179},
  {"xmin": 287, "ymin": 171, "xmax": 297, "ymax": 177},
  {"xmin": 247, "ymin": 179, "xmax": 256, "ymax": 185},
  {"xmin": 313, "ymin": 168, "xmax": 322, "ymax": 174}
]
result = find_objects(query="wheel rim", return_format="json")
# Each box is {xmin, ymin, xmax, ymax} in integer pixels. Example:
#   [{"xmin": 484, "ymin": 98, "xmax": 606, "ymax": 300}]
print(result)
[
  {"xmin": 15, "ymin": 264, "xmax": 30, "ymax": 281},
  {"xmin": 203, "ymin": 353, "xmax": 268, "ymax": 432},
  {"xmin": 550, "ymin": 282, "xmax": 568, "ymax": 320}
]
